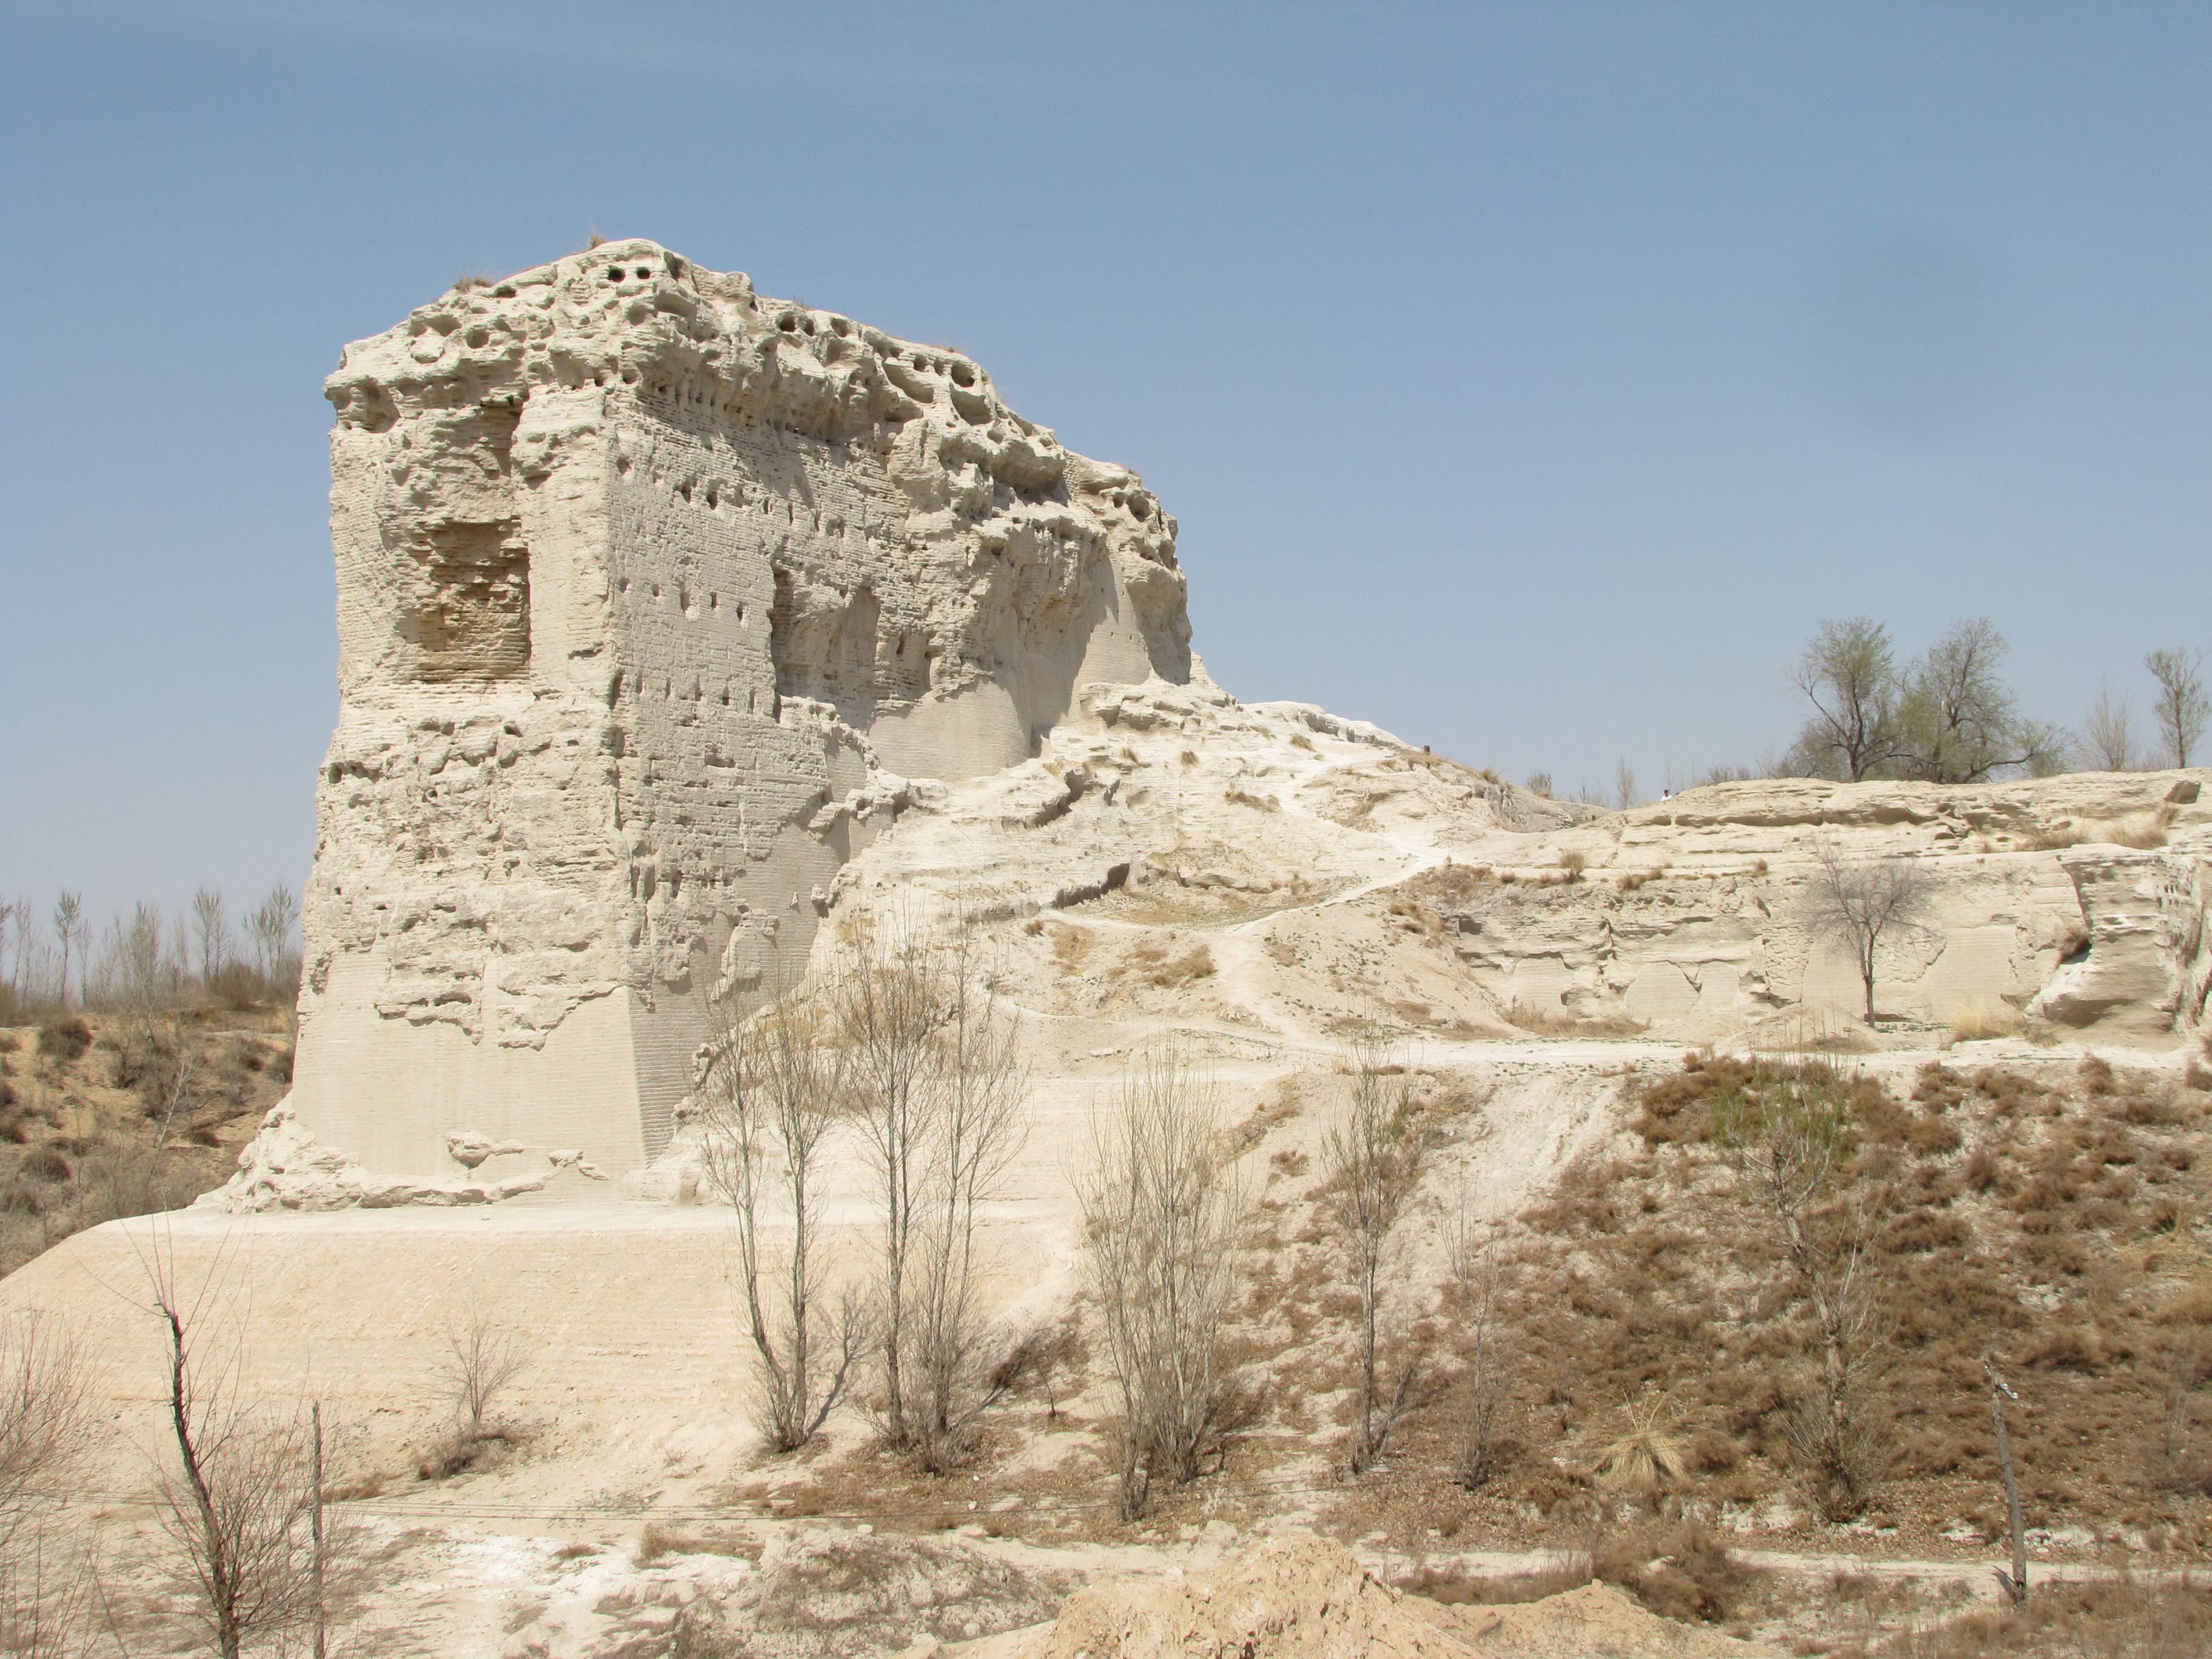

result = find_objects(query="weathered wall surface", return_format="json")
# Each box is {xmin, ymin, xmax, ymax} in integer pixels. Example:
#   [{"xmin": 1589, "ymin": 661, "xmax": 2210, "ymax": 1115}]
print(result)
[
  {"xmin": 1436, "ymin": 772, "xmax": 2212, "ymax": 1041},
  {"xmin": 295, "ymin": 240, "xmax": 1191, "ymax": 1181}
]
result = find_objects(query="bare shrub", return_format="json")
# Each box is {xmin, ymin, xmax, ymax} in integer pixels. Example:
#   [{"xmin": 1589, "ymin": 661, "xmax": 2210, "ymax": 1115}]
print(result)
[
  {"xmin": 1078, "ymin": 1048, "xmax": 1247, "ymax": 1520},
  {"xmin": 34, "ymin": 1019, "xmax": 89, "ymax": 1064},
  {"xmin": 636, "ymin": 1521, "xmax": 756, "ymax": 1564},
  {"xmin": 903, "ymin": 942, "xmax": 1028, "ymax": 1473},
  {"xmin": 1869, "ymin": 1578, "xmax": 2212, "ymax": 1657},
  {"xmin": 1444, "ymin": 1204, "xmax": 1517, "ymax": 1490},
  {"xmin": 2088, "ymin": 809, "xmax": 2174, "ymax": 850},
  {"xmin": 421, "ymin": 1299, "xmax": 526, "ymax": 1476},
  {"xmin": 2150, "ymin": 1331, "xmax": 2212, "ymax": 1495},
  {"xmin": 132, "ymin": 1233, "xmax": 332, "ymax": 1659},
  {"xmin": 697, "ymin": 987, "xmax": 859, "ymax": 1453},
  {"xmin": 0, "ymin": 1315, "xmax": 88, "ymax": 1555},
  {"xmin": 1801, "ymin": 842, "xmax": 1935, "ymax": 1025},
  {"xmin": 2076, "ymin": 677, "xmax": 2141, "ymax": 771},
  {"xmin": 2145, "ymin": 646, "xmax": 2208, "ymax": 769},
  {"xmin": 1126, "ymin": 939, "xmax": 1215, "ymax": 989},
  {"xmin": 1321, "ymin": 1041, "xmax": 1430, "ymax": 1472},
  {"xmin": 1713, "ymin": 1076, "xmax": 1888, "ymax": 1518}
]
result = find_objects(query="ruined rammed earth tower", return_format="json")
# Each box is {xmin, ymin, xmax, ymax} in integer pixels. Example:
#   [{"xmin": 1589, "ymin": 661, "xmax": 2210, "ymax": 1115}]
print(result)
[{"xmin": 296, "ymin": 241, "xmax": 1191, "ymax": 1181}]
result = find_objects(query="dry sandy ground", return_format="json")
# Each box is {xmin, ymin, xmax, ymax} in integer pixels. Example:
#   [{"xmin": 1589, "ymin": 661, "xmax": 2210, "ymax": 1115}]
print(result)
[{"xmin": 10, "ymin": 1031, "xmax": 2192, "ymax": 1657}]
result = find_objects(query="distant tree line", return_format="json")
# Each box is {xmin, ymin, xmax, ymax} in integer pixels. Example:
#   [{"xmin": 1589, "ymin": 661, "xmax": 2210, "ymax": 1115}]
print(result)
[
  {"xmin": 1787, "ymin": 618, "xmax": 2204, "ymax": 783},
  {"xmin": 0, "ymin": 883, "xmax": 301, "ymax": 1022},
  {"xmin": 1524, "ymin": 622, "xmax": 2206, "ymax": 803}
]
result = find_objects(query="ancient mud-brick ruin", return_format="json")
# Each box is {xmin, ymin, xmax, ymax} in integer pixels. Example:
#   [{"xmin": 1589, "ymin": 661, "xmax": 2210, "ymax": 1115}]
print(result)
[{"xmin": 300, "ymin": 239, "xmax": 1191, "ymax": 1181}]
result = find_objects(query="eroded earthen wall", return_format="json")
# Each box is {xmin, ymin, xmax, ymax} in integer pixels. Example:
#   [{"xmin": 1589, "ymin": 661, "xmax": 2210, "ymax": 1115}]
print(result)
[{"xmin": 295, "ymin": 240, "xmax": 1190, "ymax": 1179}]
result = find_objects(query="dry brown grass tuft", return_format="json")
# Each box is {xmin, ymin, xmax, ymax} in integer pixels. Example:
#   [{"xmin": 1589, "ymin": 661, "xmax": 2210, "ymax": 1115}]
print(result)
[
  {"xmin": 1503, "ymin": 1000, "xmax": 1649, "ymax": 1039},
  {"xmin": 2090, "ymin": 810, "xmax": 2176, "ymax": 851},
  {"xmin": 1124, "ymin": 939, "xmax": 1216, "ymax": 989},
  {"xmin": 1947, "ymin": 1000, "xmax": 2024, "ymax": 1044},
  {"xmin": 636, "ymin": 1522, "xmax": 758, "ymax": 1564},
  {"xmin": 1042, "ymin": 920, "xmax": 1090, "ymax": 970}
]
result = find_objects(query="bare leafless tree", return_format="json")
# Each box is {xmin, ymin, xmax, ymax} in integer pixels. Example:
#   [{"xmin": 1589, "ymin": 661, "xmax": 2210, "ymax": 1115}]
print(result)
[
  {"xmin": 837, "ymin": 916, "xmax": 1028, "ymax": 1468},
  {"xmin": 2145, "ymin": 646, "xmax": 2208, "ymax": 769},
  {"xmin": 128, "ymin": 1231, "xmax": 321, "ymax": 1659},
  {"xmin": 50, "ymin": 894, "xmax": 81, "ymax": 1010},
  {"xmin": 1715, "ymin": 1078, "xmax": 1887, "ymax": 1518},
  {"xmin": 0, "ymin": 1315, "xmax": 90, "ymax": 1575},
  {"xmin": 1801, "ymin": 842, "xmax": 1935, "ymax": 1025},
  {"xmin": 10, "ymin": 893, "xmax": 36, "ymax": 1002},
  {"xmin": 1322, "ymin": 1041, "xmax": 1430, "ymax": 1473},
  {"xmin": 903, "ymin": 933, "xmax": 1028, "ymax": 1473},
  {"xmin": 0, "ymin": 1527, "xmax": 102, "ymax": 1659},
  {"xmin": 438, "ymin": 1299, "xmax": 528, "ymax": 1446},
  {"xmin": 697, "ymin": 986, "xmax": 859, "ymax": 1452},
  {"xmin": 1078, "ymin": 1048, "xmax": 1247, "ymax": 1520},
  {"xmin": 1444, "ymin": 1198, "xmax": 1516, "ymax": 1490},
  {"xmin": 2077, "ymin": 678, "xmax": 2141, "ymax": 772},
  {"xmin": 190, "ymin": 888, "xmax": 229, "ymax": 990},
  {"xmin": 836, "ymin": 917, "xmax": 948, "ymax": 1451},
  {"xmin": 247, "ymin": 885, "xmax": 300, "ymax": 997}
]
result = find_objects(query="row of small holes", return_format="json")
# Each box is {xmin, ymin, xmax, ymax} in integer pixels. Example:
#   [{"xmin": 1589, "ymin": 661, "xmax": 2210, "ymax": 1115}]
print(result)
[{"xmin": 613, "ymin": 575, "xmax": 746, "ymax": 622}]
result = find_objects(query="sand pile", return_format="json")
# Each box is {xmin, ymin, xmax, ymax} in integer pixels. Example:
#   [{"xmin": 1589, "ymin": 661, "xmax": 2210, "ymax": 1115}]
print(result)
[{"xmin": 941, "ymin": 1532, "xmax": 1770, "ymax": 1659}]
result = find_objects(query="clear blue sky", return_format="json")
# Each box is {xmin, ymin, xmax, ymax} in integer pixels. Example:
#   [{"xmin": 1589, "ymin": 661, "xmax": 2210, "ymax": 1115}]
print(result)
[{"xmin": 3, "ymin": 1, "xmax": 2208, "ymax": 923}]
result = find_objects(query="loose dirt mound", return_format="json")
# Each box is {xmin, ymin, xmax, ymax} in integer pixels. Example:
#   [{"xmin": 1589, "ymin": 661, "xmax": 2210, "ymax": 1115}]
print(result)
[{"xmin": 953, "ymin": 1532, "xmax": 1769, "ymax": 1659}]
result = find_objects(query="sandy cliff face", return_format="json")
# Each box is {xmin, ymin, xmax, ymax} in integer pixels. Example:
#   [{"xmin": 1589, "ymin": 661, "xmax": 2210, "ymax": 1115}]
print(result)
[
  {"xmin": 814, "ymin": 687, "xmax": 2210, "ymax": 1059},
  {"xmin": 296, "ymin": 240, "xmax": 1191, "ymax": 1181}
]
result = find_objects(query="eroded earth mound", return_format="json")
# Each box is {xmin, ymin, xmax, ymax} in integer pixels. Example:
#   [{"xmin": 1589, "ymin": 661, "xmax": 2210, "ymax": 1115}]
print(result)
[{"xmin": 943, "ymin": 1533, "xmax": 1769, "ymax": 1659}]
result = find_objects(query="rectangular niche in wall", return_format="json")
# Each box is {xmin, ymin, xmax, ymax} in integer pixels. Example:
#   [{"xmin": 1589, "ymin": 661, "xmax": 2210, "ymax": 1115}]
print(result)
[{"xmin": 405, "ymin": 519, "xmax": 531, "ymax": 680}]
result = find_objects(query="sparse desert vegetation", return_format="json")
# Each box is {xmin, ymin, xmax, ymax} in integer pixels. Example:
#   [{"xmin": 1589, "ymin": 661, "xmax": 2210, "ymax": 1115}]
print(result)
[{"xmin": 0, "ymin": 883, "xmax": 299, "ymax": 1277}]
